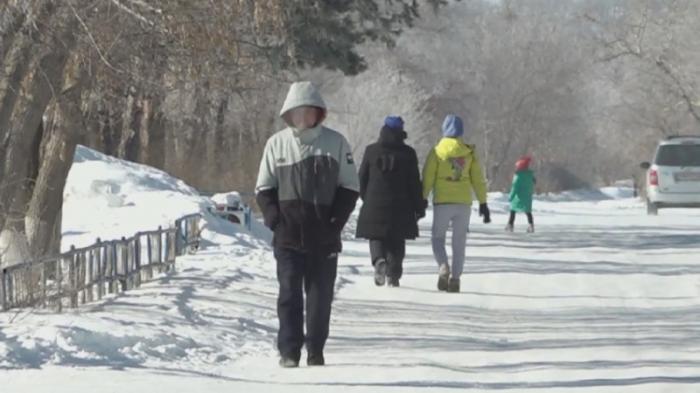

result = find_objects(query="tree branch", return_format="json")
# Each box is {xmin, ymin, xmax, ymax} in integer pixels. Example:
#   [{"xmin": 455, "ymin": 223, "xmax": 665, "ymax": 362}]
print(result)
[{"xmin": 107, "ymin": 0, "xmax": 157, "ymax": 28}]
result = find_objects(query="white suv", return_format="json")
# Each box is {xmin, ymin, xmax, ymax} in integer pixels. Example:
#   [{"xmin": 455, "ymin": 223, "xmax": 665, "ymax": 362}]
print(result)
[{"xmin": 641, "ymin": 136, "xmax": 700, "ymax": 215}]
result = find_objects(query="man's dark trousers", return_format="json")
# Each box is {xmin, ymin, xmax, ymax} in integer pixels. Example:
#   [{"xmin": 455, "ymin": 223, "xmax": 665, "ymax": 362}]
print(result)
[{"xmin": 275, "ymin": 247, "xmax": 338, "ymax": 360}]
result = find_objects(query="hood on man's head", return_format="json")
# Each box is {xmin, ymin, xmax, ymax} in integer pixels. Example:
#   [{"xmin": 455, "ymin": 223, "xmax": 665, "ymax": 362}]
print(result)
[{"xmin": 280, "ymin": 81, "xmax": 327, "ymax": 127}]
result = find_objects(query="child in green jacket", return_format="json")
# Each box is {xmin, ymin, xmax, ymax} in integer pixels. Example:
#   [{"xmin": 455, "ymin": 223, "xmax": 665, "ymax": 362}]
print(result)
[{"xmin": 506, "ymin": 156, "xmax": 535, "ymax": 233}]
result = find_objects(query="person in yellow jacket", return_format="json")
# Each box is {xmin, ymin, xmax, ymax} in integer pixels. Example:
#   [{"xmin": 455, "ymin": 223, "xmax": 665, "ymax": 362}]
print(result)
[{"xmin": 422, "ymin": 114, "xmax": 491, "ymax": 293}]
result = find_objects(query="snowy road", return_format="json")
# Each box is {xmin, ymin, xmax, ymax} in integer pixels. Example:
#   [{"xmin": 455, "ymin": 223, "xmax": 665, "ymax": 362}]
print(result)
[{"xmin": 3, "ymin": 194, "xmax": 700, "ymax": 392}]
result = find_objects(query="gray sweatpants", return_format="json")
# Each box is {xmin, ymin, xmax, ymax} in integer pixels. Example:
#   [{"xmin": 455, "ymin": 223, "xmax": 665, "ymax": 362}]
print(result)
[{"xmin": 431, "ymin": 204, "xmax": 471, "ymax": 278}]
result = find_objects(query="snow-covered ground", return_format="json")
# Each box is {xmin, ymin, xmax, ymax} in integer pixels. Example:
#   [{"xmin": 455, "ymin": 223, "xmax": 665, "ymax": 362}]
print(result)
[{"xmin": 3, "ymin": 147, "xmax": 700, "ymax": 392}]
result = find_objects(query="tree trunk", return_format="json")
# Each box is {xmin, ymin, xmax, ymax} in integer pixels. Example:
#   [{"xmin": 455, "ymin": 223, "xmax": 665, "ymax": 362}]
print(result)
[
  {"xmin": 118, "ymin": 92, "xmax": 139, "ymax": 161},
  {"xmin": 136, "ymin": 95, "xmax": 166, "ymax": 168},
  {"xmin": 25, "ymin": 58, "xmax": 86, "ymax": 257},
  {"xmin": 0, "ymin": 2, "xmax": 79, "ymax": 266},
  {"xmin": 147, "ymin": 106, "xmax": 166, "ymax": 169},
  {"xmin": 0, "ymin": 2, "xmax": 56, "ymax": 184}
]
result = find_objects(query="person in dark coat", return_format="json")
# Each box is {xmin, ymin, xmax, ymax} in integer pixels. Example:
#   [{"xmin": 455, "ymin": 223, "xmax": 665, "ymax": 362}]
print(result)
[{"xmin": 356, "ymin": 116, "xmax": 427, "ymax": 287}]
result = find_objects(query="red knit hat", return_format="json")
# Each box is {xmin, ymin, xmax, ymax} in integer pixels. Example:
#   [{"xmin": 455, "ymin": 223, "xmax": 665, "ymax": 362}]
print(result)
[{"xmin": 515, "ymin": 156, "xmax": 532, "ymax": 171}]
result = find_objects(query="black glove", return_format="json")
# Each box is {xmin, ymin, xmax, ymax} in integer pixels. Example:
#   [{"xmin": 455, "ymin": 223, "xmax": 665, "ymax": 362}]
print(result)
[
  {"xmin": 329, "ymin": 217, "xmax": 344, "ymax": 233},
  {"xmin": 416, "ymin": 199, "xmax": 428, "ymax": 220},
  {"xmin": 479, "ymin": 203, "xmax": 491, "ymax": 224}
]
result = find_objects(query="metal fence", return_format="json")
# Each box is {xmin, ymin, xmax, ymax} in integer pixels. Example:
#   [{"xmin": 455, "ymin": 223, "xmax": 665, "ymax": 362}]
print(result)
[{"xmin": 0, "ymin": 213, "xmax": 202, "ymax": 312}]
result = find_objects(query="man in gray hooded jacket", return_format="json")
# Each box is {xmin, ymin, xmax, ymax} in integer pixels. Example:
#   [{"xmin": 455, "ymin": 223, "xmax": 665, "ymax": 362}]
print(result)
[{"xmin": 256, "ymin": 81, "xmax": 360, "ymax": 368}]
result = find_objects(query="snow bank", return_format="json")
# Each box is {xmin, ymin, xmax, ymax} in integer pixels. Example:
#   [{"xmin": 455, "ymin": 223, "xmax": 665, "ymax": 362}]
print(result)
[{"xmin": 62, "ymin": 145, "xmax": 270, "ymax": 251}]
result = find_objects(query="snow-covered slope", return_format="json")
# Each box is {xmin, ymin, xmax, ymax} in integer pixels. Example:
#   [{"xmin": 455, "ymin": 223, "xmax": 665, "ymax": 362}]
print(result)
[{"xmin": 62, "ymin": 145, "xmax": 270, "ymax": 250}]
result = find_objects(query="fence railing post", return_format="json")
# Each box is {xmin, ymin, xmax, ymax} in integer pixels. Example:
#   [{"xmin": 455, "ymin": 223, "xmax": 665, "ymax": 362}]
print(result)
[
  {"xmin": 1, "ymin": 268, "xmax": 7, "ymax": 312},
  {"xmin": 86, "ymin": 250, "xmax": 94, "ymax": 303},
  {"xmin": 7, "ymin": 270, "xmax": 14, "ymax": 308},
  {"xmin": 119, "ymin": 237, "xmax": 128, "ymax": 292},
  {"xmin": 244, "ymin": 205, "xmax": 252, "ymax": 231},
  {"xmin": 129, "ymin": 238, "xmax": 137, "ymax": 289},
  {"xmin": 79, "ymin": 251, "xmax": 87, "ymax": 305},
  {"xmin": 96, "ymin": 239, "xmax": 104, "ymax": 300},
  {"xmin": 166, "ymin": 229, "xmax": 176, "ymax": 268},
  {"xmin": 104, "ymin": 242, "xmax": 111, "ymax": 295},
  {"xmin": 191, "ymin": 217, "xmax": 199, "ymax": 252},
  {"xmin": 26, "ymin": 263, "xmax": 34, "ymax": 307},
  {"xmin": 156, "ymin": 226, "xmax": 163, "ymax": 267},
  {"xmin": 147, "ymin": 233, "xmax": 153, "ymax": 278},
  {"xmin": 56, "ymin": 257, "xmax": 64, "ymax": 312},
  {"xmin": 163, "ymin": 231, "xmax": 170, "ymax": 270},
  {"xmin": 134, "ymin": 236, "xmax": 142, "ymax": 288},
  {"xmin": 174, "ymin": 219, "xmax": 182, "ymax": 256},
  {"xmin": 170, "ymin": 229, "xmax": 176, "ymax": 263},
  {"xmin": 183, "ymin": 220, "xmax": 188, "ymax": 253},
  {"xmin": 41, "ymin": 260, "xmax": 48, "ymax": 309},
  {"xmin": 69, "ymin": 246, "xmax": 78, "ymax": 308},
  {"xmin": 110, "ymin": 242, "xmax": 118, "ymax": 294}
]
